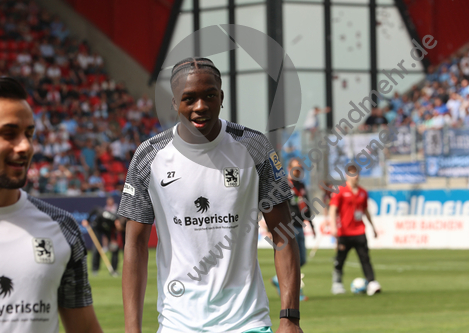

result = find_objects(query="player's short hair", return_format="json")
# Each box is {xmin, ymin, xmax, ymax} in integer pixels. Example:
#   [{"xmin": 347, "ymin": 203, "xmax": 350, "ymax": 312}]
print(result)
[
  {"xmin": 0, "ymin": 77, "xmax": 28, "ymax": 100},
  {"xmin": 170, "ymin": 57, "xmax": 222, "ymax": 91},
  {"xmin": 347, "ymin": 164, "xmax": 359, "ymax": 174}
]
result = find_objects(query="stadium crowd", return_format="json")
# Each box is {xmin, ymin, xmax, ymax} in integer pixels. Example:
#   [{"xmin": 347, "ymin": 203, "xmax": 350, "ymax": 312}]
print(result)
[
  {"xmin": 361, "ymin": 47, "xmax": 469, "ymax": 133},
  {"xmin": 0, "ymin": 0, "xmax": 160, "ymax": 195}
]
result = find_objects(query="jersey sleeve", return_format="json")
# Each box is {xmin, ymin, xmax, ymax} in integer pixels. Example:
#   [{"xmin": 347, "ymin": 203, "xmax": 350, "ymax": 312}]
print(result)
[
  {"xmin": 256, "ymin": 135, "xmax": 292, "ymax": 210},
  {"xmin": 58, "ymin": 215, "xmax": 93, "ymax": 308},
  {"xmin": 117, "ymin": 141, "xmax": 156, "ymax": 225},
  {"xmin": 329, "ymin": 190, "xmax": 342, "ymax": 207}
]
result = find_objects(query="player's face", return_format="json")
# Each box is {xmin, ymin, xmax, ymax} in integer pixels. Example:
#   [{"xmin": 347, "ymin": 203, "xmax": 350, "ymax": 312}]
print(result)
[
  {"xmin": 346, "ymin": 171, "xmax": 359, "ymax": 187},
  {"xmin": 0, "ymin": 98, "xmax": 35, "ymax": 189},
  {"xmin": 173, "ymin": 71, "xmax": 224, "ymax": 142},
  {"xmin": 289, "ymin": 160, "xmax": 302, "ymax": 179}
]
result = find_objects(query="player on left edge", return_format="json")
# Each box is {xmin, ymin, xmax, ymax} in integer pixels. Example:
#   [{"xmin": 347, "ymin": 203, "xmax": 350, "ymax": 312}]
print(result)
[{"xmin": 0, "ymin": 77, "xmax": 102, "ymax": 333}]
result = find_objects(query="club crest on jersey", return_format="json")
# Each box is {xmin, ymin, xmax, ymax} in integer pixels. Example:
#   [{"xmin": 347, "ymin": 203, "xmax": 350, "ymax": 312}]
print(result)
[
  {"xmin": 224, "ymin": 167, "xmax": 240, "ymax": 187},
  {"xmin": 194, "ymin": 197, "xmax": 210, "ymax": 213},
  {"xmin": 268, "ymin": 150, "xmax": 286, "ymax": 181},
  {"xmin": 32, "ymin": 238, "xmax": 55, "ymax": 264}
]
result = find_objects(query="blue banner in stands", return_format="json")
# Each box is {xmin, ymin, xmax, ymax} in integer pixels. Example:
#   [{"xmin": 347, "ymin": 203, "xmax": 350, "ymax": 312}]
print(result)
[
  {"xmin": 426, "ymin": 156, "xmax": 469, "ymax": 177},
  {"xmin": 424, "ymin": 128, "xmax": 469, "ymax": 156},
  {"xmin": 387, "ymin": 161, "xmax": 426, "ymax": 184}
]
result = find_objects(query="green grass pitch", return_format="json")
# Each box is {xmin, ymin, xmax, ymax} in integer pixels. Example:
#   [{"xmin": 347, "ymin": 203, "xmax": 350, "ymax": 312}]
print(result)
[{"xmin": 60, "ymin": 249, "xmax": 469, "ymax": 332}]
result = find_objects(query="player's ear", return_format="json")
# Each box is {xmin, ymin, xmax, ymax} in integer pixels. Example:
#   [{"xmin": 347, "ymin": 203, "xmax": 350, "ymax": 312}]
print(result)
[
  {"xmin": 220, "ymin": 90, "xmax": 224, "ymax": 106},
  {"xmin": 171, "ymin": 97, "xmax": 178, "ymax": 112}
]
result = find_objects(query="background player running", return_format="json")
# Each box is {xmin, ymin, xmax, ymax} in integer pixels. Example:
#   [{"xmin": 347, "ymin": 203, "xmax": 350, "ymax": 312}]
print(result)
[{"xmin": 329, "ymin": 164, "xmax": 381, "ymax": 296}]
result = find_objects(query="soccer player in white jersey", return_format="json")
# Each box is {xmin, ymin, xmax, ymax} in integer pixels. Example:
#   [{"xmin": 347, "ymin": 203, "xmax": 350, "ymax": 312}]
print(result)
[
  {"xmin": 119, "ymin": 58, "xmax": 303, "ymax": 333},
  {"xmin": 0, "ymin": 77, "xmax": 102, "ymax": 333}
]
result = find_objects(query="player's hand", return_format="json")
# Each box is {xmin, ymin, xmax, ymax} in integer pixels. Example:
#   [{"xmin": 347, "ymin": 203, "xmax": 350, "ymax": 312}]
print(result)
[
  {"xmin": 276, "ymin": 319, "xmax": 303, "ymax": 333},
  {"xmin": 330, "ymin": 225, "xmax": 337, "ymax": 237},
  {"xmin": 373, "ymin": 229, "xmax": 378, "ymax": 238},
  {"xmin": 82, "ymin": 220, "xmax": 89, "ymax": 228}
]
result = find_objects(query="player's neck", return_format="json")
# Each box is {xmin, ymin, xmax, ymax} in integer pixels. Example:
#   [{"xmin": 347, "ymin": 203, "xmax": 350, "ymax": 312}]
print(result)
[
  {"xmin": 347, "ymin": 182, "xmax": 359, "ymax": 191},
  {"xmin": 0, "ymin": 188, "xmax": 21, "ymax": 207}
]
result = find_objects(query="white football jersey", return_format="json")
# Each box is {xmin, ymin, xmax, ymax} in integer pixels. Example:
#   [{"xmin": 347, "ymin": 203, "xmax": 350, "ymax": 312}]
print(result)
[
  {"xmin": 0, "ymin": 190, "xmax": 92, "ymax": 333},
  {"xmin": 118, "ymin": 119, "xmax": 291, "ymax": 333}
]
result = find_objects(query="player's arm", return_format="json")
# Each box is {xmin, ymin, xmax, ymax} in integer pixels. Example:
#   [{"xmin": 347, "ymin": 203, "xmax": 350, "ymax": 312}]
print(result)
[
  {"xmin": 364, "ymin": 208, "xmax": 378, "ymax": 238},
  {"xmin": 329, "ymin": 204, "xmax": 338, "ymax": 237},
  {"xmin": 59, "ymin": 305, "xmax": 102, "ymax": 333},
  {"xmin": 122, "ymin": 220, "xmax": 153, "ymax": 333},
  {"xmin": 58, "ymin": 215, "xmax": 102, "ymax": 333},
  {"xmin": 264, "ymin": 201, "xmax": 303, "ymax": 333}
]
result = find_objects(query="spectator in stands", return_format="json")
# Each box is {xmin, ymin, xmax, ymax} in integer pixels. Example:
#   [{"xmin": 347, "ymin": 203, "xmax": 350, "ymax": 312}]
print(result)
[
  {"xmin": 110, "ymin": 136, "xmax": 131, "ymax": 161},
  {"xmin": 459, "ymin": 79, "xmax": 469, "ymax": 98},
  {"xmin": 401, "ymin": 94, "xmax": 414, "ymax": 115},
  {"xmin": 364, "ymin": 108, "xmax": 388, "ymax": 130},
  {"xmin": 105, "ymin": 196, "xmax": 118, "ymax": 214},
  {"xmin": 17, "ymin": 50, "xmax": 33, "ymax": 64},
  {"xmin": 38, "ymin": 164, "xmax": 51, "ymax": 193},
  {"xmin": 81, "ymin": 138, "xmax": 97, "ymax": 173},
  {"xmin": 394, "ymin": 108, "xmax": 410, "ymax": 127},
  {"xmin": 33, "ymin": 57, "xmax": 47, "ymax": 76},
  {"xmin": 53, "ymin": 150, "xmax": 71, "ymax": 168},
  {"xmin": 434, "ymin": 98, "xmax": 449, "ymax": 115},
  {"xmin": 460, "ymin": 52, "xmax": 469, "ymax": 80},
  {"xmin": 46, "ymin": 62, "xmax": 61, "ymax": 83},
  {"xmin": 137, "ymin": 93, "xmax": 153, "ymax": 114},
  {"xmin": 66, "ymin": 179, "xmax": 82, "ymax": 196},
  {"xmin": 53, "ymin": 164, "xmax": 72, "ymax": 194},
  {"xmin": 447, "ymin": 92, "xmax": 463, "ymax": 123},
  {"xmin": 32, "ymin": 138, "xmax": 44, "ymax": 163},
  {"xmin": 88, "ymin": 170, "xmax": 104, "ymax": 193},
  {"xmin": 390, "ymin": 92, "xmax": 403, "ymax": 112},
  {"xmin": 39, "ymin": 38, "xmax": 55, "ymax": 62}
]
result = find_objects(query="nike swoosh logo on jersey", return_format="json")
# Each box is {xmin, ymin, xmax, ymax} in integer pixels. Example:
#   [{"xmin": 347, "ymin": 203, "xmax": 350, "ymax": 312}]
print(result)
[{"xmin": 161, "ymin": 178, "xmax": 181, "ymax": 187}]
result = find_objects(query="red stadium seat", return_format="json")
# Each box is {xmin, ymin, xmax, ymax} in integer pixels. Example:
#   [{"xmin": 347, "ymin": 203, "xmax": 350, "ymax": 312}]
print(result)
[
  {"xmin": 109, "ymin": 160, "xmax": 125, "ymax": 174},
  {"xmin": 98, "ymin": 74, "xmax": 107, "ymax": 83},
  {"xmin": 7, "ymin": 53, "xmax": 17, "ymax": 61},
  {"xmin": 18, "ymin": 41, "xmax": 30, "ymax": 51},
  {"xmin": 0, "ymin": 52, "xmax": 7, "ymax": 60},
  {"xmin": 0, "ymin": 41, "xmax": 7, "ymax": 50},
  {"xmin": 102, "ymin": 172, "xmax": 117, "ymax": 192},
  {"xmin": 7, "ymin": 40, "xmax": 18, "ymax": 51},
  {"xmin": 87, "ymin": 74, "xmax": 97, "ymax": 84}
]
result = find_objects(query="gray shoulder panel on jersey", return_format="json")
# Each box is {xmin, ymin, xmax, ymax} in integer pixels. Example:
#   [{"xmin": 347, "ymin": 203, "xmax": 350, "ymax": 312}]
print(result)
[
  {"xmin": 225, "ymin": 121, "xmax": 292, "ymax": 210},
  {"xmin": 132, "ymin": 127, "xmax": 175, "ymax": 188},
  {"xmin": 26, "ymin": 195, "xmax": 93, "ymax": 308},
  {"xmin": 225, "ymin": 121, "xmax": 271, "ymax": 167},
  {"xmin": 117, "ymin": 127, "xmax": 174, "ymax": 225},
  {"xmin": 26, "ymin": 195, "xmax": 83, "ymax": 262}
]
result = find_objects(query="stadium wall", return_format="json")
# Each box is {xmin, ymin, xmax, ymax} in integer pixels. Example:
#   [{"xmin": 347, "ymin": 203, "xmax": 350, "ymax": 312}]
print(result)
[
  {"xmin": 36, "ymin": 0, "xmax": 155, "ymax": 98},
  {"xmin": 404, "ymin": 0, "xmax": 469, "ymax": 64},
  {"xmin": 60, "ymin": 0, "xmax": 174, "ymax": 73}
]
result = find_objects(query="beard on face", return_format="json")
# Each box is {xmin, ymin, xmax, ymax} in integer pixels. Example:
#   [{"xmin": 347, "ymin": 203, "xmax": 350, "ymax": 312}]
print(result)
[{"xmin": 0, "ymin": 172, "xmax": 27, "ymax": 189}]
